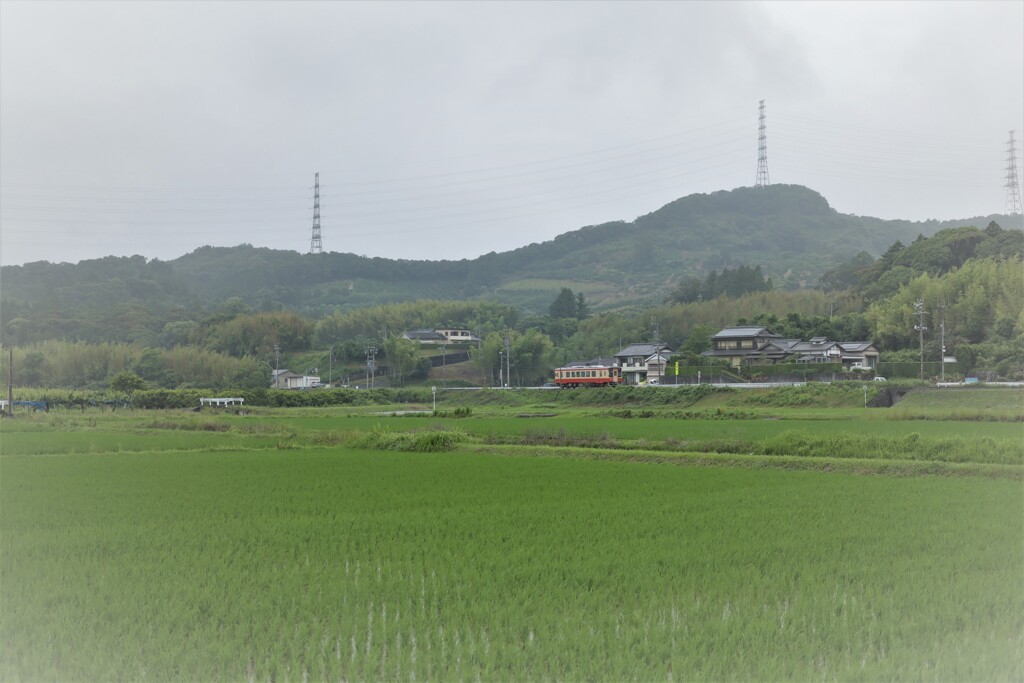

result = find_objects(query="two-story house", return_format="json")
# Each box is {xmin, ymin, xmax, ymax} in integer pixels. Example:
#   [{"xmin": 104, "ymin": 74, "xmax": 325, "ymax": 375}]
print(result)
[
  {"xmin": 701, "ymin": 327, "xmax": 785, "ymax": 367},
  {"xmin": 701, "ymin": 327, "xmax": 880, "ymax": 370},
  {"xmin": 613, "ymin": 342, "xmax": 674, "ymax": 385}
]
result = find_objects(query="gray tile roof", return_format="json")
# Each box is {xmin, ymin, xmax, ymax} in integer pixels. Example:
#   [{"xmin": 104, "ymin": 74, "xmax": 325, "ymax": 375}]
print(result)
[
  {"xmin": 788, "ymin": 340, "xmax": 840, "ymax": 353},
  {"xmin": 403, "ymin": 329, "xmax": 448, "ymax": 341},
  {"xmin": 614, "ymin": 343, "xmax": 673, "ymax": 358},
  {"xmin": 762, "ymin": 339, "xmax": 801, "ymax": 351},
  {"xmin": 837, "ymin": 342, "xmax": 876, "ymax": 352},
  {"xmin": 711, "ymin": 327, "xmax": 781, "ymax": 339}
]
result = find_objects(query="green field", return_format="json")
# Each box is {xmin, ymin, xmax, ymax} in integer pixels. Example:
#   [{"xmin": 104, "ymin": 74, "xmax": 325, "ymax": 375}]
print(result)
[{"xmin": 2, "ymin": 392, "xmax": 1023, "ymax": 680}]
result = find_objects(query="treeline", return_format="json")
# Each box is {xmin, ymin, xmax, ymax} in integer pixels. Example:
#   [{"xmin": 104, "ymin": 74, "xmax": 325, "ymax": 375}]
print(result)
[
  {"xmin": 865, "ymin": 258, "xmax": 1024, "ymax": 378},
  {"xmin": 664, "ymin": 265, "xmax": 774, "ymax": 304},
  {"xmin": 0, "ymin": 341, "xmax": 270, "ymax": 390},
  {"xmin": 820, "ymin": 223, "xmax": 1023, "ymax": 301},
  {"xmin": 3, "ymin": 224, "xmax": 1022, "ymax": 389}
]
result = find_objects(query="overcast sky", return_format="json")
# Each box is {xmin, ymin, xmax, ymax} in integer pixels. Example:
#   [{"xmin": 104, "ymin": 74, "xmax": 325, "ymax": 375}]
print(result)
[{"xmin": 1, "ymin": 1, "xmax": 1021, "ymax": 267}]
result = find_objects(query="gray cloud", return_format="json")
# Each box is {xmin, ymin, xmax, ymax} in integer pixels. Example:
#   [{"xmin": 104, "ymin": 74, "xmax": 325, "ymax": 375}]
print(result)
[{"xmin": 1, "ymin": 1, "xmax": 1021, "ymax": 266}]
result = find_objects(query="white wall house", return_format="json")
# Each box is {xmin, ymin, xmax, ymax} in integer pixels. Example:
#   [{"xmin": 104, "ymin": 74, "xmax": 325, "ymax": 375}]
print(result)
[
  {"xmin": 402, "ymin": 329, "xmax": 481, "ymax": 345},
  {"xmin": 613, "ymin": 343, "xmax": 674, "ymax": 385}
]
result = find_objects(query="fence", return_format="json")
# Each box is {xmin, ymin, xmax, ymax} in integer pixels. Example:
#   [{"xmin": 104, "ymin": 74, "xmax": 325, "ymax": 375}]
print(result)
[{"xmin": 428, "ymin": 351, "xmax": 471, "ymax": 367}]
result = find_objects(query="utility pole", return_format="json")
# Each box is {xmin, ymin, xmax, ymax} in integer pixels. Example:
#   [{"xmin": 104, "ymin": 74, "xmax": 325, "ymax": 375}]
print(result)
[
  {"xmin": 938, "ymin": 305, "xmax": 947, "ymax": 383},
  {"xmin": 503, "ymin": 328, "xmax": 512, "ymax": 388},
  {"xmin": 498, "ymin": 350, "xmax": 503, "ymax": 389},
  {"xmin": 328, "ymin": 347, "xmax": 334, "ymax": 388},
  {"xmin": 310, "ymin": 172, "xmax": 322, "ymax": 254},
  {"xmin": 7, "ymin": 347, "xmax": 13, "ymax": 417},
  {"xmin": 365, "ymin": 344, "xmax": 377, "ymax": 389},
  {"xmin": 755, "ymin": 99, "xmax": 770, "ymax": 188},
  {"xmin": 274, "ymin": 344, "xmax": 281, "ymax": 388},
  {"xmin": 913, "ymin": 299, "xmax": 928, "ymax": 381},
  {"xmin": 440, "ymin": 343, "xmax": 447, "ymax": 388}
]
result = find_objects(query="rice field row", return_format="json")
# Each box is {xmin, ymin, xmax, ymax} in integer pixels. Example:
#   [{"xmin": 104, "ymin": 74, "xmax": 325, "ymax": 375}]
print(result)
[
  {"xmin": 2, "ymin": 447, "xmax": 1022, "ymax": 681},
  {"xmin": 4, "ymin": 407, "xmax": 1022, "ymax": 468},
  {"xmin": 2, "ymin": 394, "xmax": 1022, "ymax": 681}
]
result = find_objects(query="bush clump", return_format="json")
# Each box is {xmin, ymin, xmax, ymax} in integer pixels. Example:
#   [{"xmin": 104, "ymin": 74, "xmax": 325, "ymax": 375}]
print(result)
[{"xmin": 358, "ymin": 426, "xmax": 468, "ymax": 453}]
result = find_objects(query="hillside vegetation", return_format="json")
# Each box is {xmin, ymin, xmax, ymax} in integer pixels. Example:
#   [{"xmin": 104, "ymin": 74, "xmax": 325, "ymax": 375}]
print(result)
[
  {"xmin": 2, "ymin": 188, "xmax": 1022, "ymax": 388},
  {"xmin": 3, "ymin": 185, "xmax": 1015, "ymax": 324}
]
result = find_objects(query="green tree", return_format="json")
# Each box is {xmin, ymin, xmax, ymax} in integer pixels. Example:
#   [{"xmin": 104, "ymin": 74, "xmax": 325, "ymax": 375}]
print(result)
[
  {"xmin": 575, "ymin": 292, "xmax": 591, "ymax": 320},
  {"xmin": 664, "ymin": 276, "xmax": 703, "ymax": 304},
  {"xmin": 819, "ymin": 251, "xmax": 875, "ymax": 293},
  {"xmin": 549, "ymin": 288, "xmax": 578, "ymax": 319},
  {"xmin": 382, "ymin": 336, "xmax": 420, "ymax": 386},
  {"xmin": 678, "ymin": 324, "xmax": 715, "ymax": 361},
  {"xmin": 20, "ymin": 352, "xmax": 46, "ymax": 386},
  {"xmin": 510, "ymin": 329, "xmax": 554, "ymax": 386},
  {"xmin": 109, "ymin": 371, "xmax": 146, "ymax": 398},
  {"xmin": 134, "ymin": 348, "xmax": 171, "ymax": 387}
]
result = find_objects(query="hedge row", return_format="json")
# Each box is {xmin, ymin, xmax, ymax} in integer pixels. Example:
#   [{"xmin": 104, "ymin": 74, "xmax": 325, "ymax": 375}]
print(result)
[
  {"xmin": 20, "ymin": 387, "xmax": 436, "ymax": 410},
  {"xmin": 878, "ymin": 361, "xmax": 959, "ymax": 378},
  {"xmin": 743, "ymin": 362, "xmax": 844, "ymax": 378}
]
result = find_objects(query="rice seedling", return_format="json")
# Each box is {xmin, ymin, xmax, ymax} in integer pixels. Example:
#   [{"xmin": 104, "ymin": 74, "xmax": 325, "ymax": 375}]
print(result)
[{"xmin": 2, "ymin": 445, "xmax": 1020, "ymax": 681}]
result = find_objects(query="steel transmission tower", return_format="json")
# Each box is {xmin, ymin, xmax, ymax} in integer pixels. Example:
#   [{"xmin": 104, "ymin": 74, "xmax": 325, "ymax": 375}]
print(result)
[
  {"xmin": 1005, "ymin": 132, "xmax": 1022, "ymax": 216},
  {"xmin": 309, "ymin": 172, "xmax": 323, "ymax": 254},
  {"xmin": 755, "ymin": 100, "xmax": 770, "ymax": 187}
]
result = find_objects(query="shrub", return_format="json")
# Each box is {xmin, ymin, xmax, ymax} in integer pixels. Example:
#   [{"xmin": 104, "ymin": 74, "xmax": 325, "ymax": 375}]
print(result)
[{"xmin": 358, "ymin": 426, "xmax": 467, "ymax": 452}]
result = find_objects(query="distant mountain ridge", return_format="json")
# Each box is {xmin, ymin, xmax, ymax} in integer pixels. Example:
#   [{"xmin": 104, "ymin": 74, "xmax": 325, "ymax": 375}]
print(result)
[{"xmin": 3, "ymin": 184, "xmax": 1017, "ymax": 317}]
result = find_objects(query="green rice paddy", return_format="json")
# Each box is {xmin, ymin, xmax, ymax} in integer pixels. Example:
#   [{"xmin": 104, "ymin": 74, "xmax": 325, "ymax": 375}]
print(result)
[{"xmin": 2, "ymin": 390, "xmax": 1022, "ymax": 681}]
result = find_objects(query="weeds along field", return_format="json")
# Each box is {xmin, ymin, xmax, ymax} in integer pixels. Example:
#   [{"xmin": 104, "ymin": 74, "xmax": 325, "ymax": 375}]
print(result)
[
  {"xmin": 1, "ymin": 391, "xmax": 1022, "ymax": 681},
  {"xmin": 889, "ymin": 387, "xmax": 1024, "ymax": 420}
]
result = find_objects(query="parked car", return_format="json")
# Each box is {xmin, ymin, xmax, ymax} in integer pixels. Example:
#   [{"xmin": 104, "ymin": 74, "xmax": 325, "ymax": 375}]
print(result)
[{"xmin": 873, "ymin": 376, "xmax": 887, "ymax": 382}]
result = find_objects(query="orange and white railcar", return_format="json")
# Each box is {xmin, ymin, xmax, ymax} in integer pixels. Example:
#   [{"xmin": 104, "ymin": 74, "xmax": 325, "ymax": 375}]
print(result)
[{"xmin": 553, "ymin": 364, "xmax": 622, "ymax": 388}]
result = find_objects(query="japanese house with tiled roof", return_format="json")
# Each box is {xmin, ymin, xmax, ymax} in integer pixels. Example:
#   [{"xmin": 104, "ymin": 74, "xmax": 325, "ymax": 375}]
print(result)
[{"xmin": 701, "ymin": 327, "xmax": 878, "ymax": 369}]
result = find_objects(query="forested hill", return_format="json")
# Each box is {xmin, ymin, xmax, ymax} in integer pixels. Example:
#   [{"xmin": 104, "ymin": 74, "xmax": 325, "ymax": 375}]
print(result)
[{"xmin": 2, "ymin": 184, "xmax": 1016, "ymax": 321}]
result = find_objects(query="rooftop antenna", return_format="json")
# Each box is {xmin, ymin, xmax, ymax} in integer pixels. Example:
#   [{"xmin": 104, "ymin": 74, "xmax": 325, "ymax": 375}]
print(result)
[
  {"xmin": 1005, "ymin": 131, "xmax": 1022, "ymax": 216},
  {"xmin": 755, "ymin": 100, "xmax": 770, "ymax": 187},
  {"xmin": 309, "ymin": 172, "xmax": 322, "ymax": 254}
]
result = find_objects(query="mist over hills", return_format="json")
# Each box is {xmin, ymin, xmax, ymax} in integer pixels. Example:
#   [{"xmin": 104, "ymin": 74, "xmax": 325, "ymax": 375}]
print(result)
[{"xmin": 3, "ymin": 184, "xmax": 1016, "ymax": 317}]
